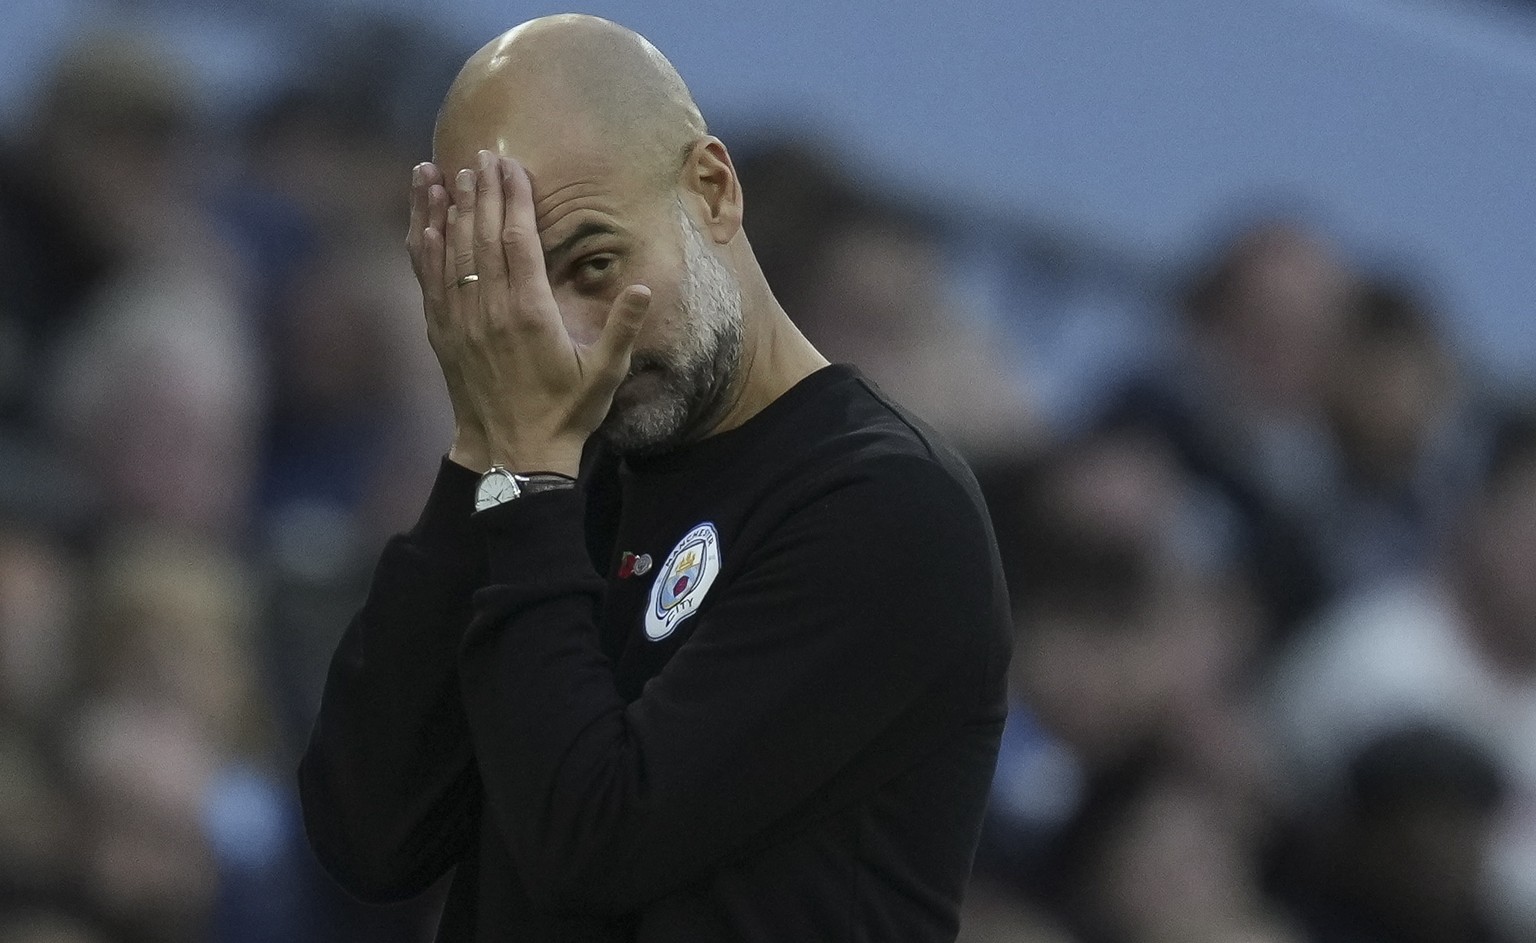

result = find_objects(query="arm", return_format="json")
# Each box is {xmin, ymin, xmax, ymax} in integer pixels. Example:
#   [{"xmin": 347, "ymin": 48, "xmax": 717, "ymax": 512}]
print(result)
[
  {"xmin": 459, "ymin": 456, "xmax": 1006, "ymax": 913},
  {"xmin": 297, "ymin": 159, "xmax": 503, "ymax": 902},
  {"xmin": 296, "ymin": 457, "xmax": 483, "ymax": 902}
]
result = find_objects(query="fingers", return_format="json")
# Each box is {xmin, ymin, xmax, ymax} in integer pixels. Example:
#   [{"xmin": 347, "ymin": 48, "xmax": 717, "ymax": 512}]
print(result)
[
  {"xmin": 592, "ymin": 285, "xmax": 653, "ymax": 384},
  {"xmin": 499, "ymin": 157, "xmax": 548, "ymax": 291},
  {"xmin": 447, "ymin": 168, "xmax": 479, "ymax": 289},
  {"xmin": 425, "ymin": 166, "xmax": 447, "ymax": 234},
  {"xmin": 471, "ymin": 151, "xmax": 508, "ymax": 289},
  {"xmin": 424, "ymin": 181, "xmax": 448, "ymax": 290},
  {"xmin": 421, "ymin": 210, "xmax": 447, "ymax": 310},
  {"xmin": 407, "ymin": 162, "xmax": 442, "ymax": 268},
  {"xmin": 409, "ymin": 163, "xmax": 448, "ymax": 308},
  {"xmin": 407, "ymin": 164, "xmax": 426, "ymax": 262}
]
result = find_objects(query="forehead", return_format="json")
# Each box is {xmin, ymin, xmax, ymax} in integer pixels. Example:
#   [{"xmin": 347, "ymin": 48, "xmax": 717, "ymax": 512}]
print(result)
[
  {"xmin": 525, "ymin": 152, "xmax": 646, "ymax": 235},
  {"xmin": 437, "ymin": 119, "xmax": 658, "ymax": 235}
]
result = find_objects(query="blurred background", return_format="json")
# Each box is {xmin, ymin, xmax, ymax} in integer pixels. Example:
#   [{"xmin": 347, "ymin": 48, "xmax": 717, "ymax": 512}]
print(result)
[{"xmin": 0, "ymin": 0, "xmax": 1533, "ymax": 941}]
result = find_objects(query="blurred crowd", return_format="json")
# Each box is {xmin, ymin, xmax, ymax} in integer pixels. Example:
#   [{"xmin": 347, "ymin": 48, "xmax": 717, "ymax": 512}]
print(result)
[{"xmin": 1, "ymin": 17, "xmax": 1533, "ymax": 943}]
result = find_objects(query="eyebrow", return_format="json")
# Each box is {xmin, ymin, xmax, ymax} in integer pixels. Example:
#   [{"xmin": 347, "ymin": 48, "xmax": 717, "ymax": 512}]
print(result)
[{"xmin": 544, "ymin": 221, "xmax": 619, "ymax": 264}]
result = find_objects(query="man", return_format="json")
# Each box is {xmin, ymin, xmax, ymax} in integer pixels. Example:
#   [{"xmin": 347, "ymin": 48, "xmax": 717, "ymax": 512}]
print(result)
[
  {"xmin": 298, "ymin": 14, "xmax": 1011, "ymax": 942},
  {"xmin": 1266, "ymin": 413, "xmax": 1536, "ymax": 939}
]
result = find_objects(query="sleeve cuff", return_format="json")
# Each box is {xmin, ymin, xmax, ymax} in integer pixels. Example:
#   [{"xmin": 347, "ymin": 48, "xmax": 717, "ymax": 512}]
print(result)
[
  {"xmin": 472, "ymin": 487, "xmax": 595, "ymax": 585},
  {"xmin": 407, "ymin": 455, "xmax": 482, "ymax": 551}
]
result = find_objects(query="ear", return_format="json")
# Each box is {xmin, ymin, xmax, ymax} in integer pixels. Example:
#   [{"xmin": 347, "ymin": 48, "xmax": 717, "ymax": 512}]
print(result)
[{"xmin": 681, "ymin": 137, "xmax": 743, "ymax": 245}]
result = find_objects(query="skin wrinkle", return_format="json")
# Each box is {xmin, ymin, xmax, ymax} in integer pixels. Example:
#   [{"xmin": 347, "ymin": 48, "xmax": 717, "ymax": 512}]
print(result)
[
  {"xmin": 540, "ymin": 207, "xmax": 627, "ymax": 257},
  {"xmin": 535, "ymin": 180, "xmax": 611, "ymax": 217},
  {"xmin": 535, "ymin": 189, "xmax": 617, "ymax": 238}
]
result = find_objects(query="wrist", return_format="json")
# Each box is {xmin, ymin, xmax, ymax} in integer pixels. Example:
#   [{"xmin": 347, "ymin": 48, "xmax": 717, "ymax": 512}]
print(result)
[
  {"xmin": 486, "ymin": 440, "xmax": 584, "ymax": 479},
  {"xmin": 448, "ymin": 433, "xmax": 491, "ymax": 473}
]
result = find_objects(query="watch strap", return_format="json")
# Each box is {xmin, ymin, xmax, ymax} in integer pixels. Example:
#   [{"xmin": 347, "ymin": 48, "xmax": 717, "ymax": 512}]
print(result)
[{"xmin": 512, "ymin": 472, "xmax": 577, "ymax": 496}]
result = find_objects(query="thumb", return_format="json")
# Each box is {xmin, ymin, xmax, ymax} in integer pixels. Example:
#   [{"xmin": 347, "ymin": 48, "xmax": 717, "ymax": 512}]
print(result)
[{"xmin": 593, "ymin": 284, "xmax": 652, "ymax": 380}]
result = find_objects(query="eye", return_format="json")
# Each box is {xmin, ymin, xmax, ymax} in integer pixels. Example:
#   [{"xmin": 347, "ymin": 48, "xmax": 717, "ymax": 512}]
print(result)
[{"xmin": 572, "ymin": 253, "xmax": 618, "ymax": 289}]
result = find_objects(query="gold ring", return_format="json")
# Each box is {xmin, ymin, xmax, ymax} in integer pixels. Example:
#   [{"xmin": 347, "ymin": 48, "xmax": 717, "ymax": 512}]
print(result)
[{"xmin": 454, "ymin": 273, "xmax": 481, "ymax": 288}]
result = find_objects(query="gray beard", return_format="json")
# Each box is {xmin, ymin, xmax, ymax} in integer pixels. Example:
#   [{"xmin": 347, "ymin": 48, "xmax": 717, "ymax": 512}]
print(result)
[{"xmin": 598, "ymin": 202, "xmax": 744, "ymax": 456}]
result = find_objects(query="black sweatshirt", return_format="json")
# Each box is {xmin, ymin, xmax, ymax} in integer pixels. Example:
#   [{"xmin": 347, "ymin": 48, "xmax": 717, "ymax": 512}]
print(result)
[{"xmin": 299, "ymin": 364, "xmax": 1012, "ymax": 942}]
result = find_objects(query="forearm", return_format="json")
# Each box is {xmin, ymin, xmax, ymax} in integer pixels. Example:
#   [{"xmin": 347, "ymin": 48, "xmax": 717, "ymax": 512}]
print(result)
[
  {"xmin": 298, "ymin": 458, "xmax": 484, "ymax": 901},
  {"xmin": 457, "ymin": 487, "xmax": 625, "ymax": 908}
]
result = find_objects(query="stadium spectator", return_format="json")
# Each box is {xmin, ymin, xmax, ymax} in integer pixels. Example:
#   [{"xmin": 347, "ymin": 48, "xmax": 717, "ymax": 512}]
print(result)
[
  {"xmin": 0, "ymin": 7, "xmax": 1531, "ymax": 943},
  {"xmin": 23, "ymin": 32, "xmax": 263, "ymax": 536},
  {"xmin": 1098, "ymin": 219, "xmax": 1359, "ymax": 638},
  {"xmin": 0, "ymin": 32, "xmax": 191, "ymax": 428},
  {"xmin": 1274, "ymin": 725, "xmax": 1509, "ymax": 943},
  {"xmin": 1314, "ymin": 276, "xmax": 1503, "ymax": 586},
  {"xmin": 974, "ymin": 430, "xmax": 1276, "ymax": 929},
  {"xmin": 1267, "ymin": 413, "xmax": 1536, "ymax": 939}
]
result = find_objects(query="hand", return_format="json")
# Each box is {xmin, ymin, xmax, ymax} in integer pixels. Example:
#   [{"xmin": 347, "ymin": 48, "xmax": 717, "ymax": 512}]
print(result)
[
  {"xmin": 431, "ymin": 150, "xmax": 651, "ymax": 476},
  {"xmin": 407, "ymin": 161, "xmax": 491, "ymax": 471}
]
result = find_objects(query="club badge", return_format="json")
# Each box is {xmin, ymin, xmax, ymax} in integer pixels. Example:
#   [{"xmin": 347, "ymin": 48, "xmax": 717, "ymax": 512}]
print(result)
[{"xmin": 645, "ymin": 522, "xmax": 721, "ymax": 640}]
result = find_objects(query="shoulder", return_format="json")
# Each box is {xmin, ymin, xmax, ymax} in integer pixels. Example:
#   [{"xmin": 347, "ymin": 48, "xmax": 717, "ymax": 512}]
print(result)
[
  {"xmin": 708, "ymin": 370, "xmax": 1012, "ymax": 676},
  {"xmin": 757, "ymin": 371, "xmax": 1004, "ymax": 599},
  {"xmin": 789, "ymin": 367, "xmax": 989, "ymax": 514}
]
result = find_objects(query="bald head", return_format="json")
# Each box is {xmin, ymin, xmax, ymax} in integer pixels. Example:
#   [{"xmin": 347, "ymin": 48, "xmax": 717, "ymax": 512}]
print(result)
[{"xmin": 434, "ymin": 15, "xmax": 706, "ymax": 190}]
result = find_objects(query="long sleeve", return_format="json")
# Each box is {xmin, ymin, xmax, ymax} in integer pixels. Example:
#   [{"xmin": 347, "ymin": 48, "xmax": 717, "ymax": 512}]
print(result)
[
  {"xmin": 458, "ymin": 453, "xmax": 1008, "ymax": 915},
  {"xmin": 298, "ymin": 457, "xmax": 484, "ymax": 902}
]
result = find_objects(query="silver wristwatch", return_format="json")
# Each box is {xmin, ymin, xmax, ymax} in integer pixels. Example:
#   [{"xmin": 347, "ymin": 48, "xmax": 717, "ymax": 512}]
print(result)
[{"xmin": 474, "ymin": 465, "xmax": 576, "ymax": 512}]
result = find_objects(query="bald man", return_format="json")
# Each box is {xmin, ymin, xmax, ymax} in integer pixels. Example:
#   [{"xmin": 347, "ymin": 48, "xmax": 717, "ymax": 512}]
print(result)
[{"xmin": 299, "ymin": 15, "xmax": 1011, "ymax": 943}]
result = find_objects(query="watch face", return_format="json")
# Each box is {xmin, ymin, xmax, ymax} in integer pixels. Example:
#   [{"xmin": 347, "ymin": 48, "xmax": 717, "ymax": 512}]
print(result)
[{"xmin": 475, "ymin": 469, "xmax": 520, "ymax": 512}]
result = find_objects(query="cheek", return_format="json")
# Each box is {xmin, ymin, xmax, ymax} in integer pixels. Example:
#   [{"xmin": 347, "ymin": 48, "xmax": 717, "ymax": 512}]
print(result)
[{"xmin": 629, "ymin": 286, "xmax": 689, "ymax": 353}]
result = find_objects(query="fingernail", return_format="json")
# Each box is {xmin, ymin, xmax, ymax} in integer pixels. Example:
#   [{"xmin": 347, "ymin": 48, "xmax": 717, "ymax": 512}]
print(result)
[
  {"xmin": 479, "ymin": 149, "xmax": 494, "ymax": 169},
  {"xmin": 626, "ymin": 286, "xmax": 652, "ymax": 311},
  {"xmin": 457, "ymin": 169, "xmax": 474, "ymax": 191},
  {"xmin": 412, "ymin": 164, "xmax": 423, "ymax": 185}
]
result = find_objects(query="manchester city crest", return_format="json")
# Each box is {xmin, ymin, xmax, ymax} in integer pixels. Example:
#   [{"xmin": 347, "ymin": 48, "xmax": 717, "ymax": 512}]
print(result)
[{"xmin": 645, "ymin": 522, "xmax": 722, "ymax": 640}]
